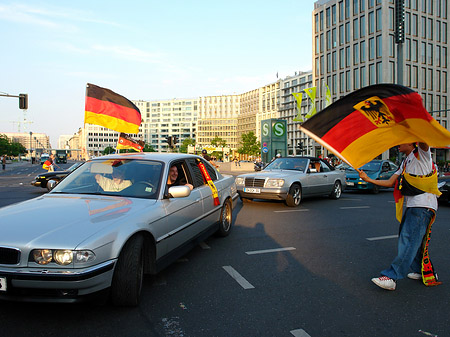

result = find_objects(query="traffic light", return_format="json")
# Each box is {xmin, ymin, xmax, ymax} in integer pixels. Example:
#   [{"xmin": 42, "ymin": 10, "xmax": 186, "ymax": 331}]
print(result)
[
  {"xmin": 165, "ymin": 136, "xmax": 173, "ymax": 148},
  {"xmin": 173, "ymin": 136, "xmax": 178, "ymax": 146},
  {"xmin": 19, "ymin": 93, "xmax": 28, "ymax": 109}
]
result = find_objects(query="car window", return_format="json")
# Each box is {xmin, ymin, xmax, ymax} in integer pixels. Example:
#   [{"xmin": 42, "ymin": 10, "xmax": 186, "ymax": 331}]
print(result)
[
  {"xmin": 167, "ymin": 160, "xmax": 192, "ymax": 187},
  {"xmin": 187, "ymin": 158, "xmax": 217, "ymax": 187},
  {"xmin": 51, "ymin": 159, "xmax": 163, "ymax": 199},
  {"xmin": 320, "ymin": 160, "xmax": 331, "ymax": 172},
  {"xmin": 361, "ymin": 161, "xmax": 381, "ymax": 171}
]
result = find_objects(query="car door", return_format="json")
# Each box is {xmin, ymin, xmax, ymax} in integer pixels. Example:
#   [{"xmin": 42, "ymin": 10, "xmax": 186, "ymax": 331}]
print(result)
[
  {"xmin": 302, "ymin": 160, "xmax": 326, "ymax": 196},
  {"xmin": 160, "ymin": 160, "xmax": 205, "ymax": 254},
  {"xmin": 186, "ymin": 158, "xmax": 222, "ymax": 231}
]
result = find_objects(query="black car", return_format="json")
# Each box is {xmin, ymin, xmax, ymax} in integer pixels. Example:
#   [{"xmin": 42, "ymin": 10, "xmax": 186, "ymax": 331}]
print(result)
[
  {"xmin": 438, "ymin": 175, "xmax": 450, "ymax": 204},
  {"xmin": 31, "ymin": 162, "xmax": 83, "ymax": 191}
]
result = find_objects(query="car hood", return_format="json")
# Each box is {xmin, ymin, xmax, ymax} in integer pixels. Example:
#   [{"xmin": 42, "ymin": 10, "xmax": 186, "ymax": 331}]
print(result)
[
  {"xmin": 0, "ymin": 194, "xmax": 156, "ymax": 249},
  {"xmin": 346, "ymin": 170, "xmax": 378, "ymax": 179},
  {"xmin": 238, "ymin": 170, "xmax": 303, "ymax": 179}
]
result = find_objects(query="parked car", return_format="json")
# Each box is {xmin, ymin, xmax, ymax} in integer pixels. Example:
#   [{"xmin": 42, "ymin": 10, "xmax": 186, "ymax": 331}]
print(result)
[
  {"xmin": 31, "ymin": 162, "xmax": 83, "ymax": 191},
  {"xmin": 235, "ymin": 156, "xmax": 345, "ymax": 206},
  {"xmin": 438, "ymin": 175, "xmax": 450, "ymax": 205},
  {"xmin": 345, "ymin": 160, "xmax": 398, "ymax": 193},
  {"xmin": 0, "ymin": 153, "xmax": 238, "ymax": 305}
]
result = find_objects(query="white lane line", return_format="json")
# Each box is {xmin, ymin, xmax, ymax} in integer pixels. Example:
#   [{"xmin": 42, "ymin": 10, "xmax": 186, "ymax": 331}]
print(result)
[
  {"xmin": 222, "ymin": 266, "xmax": 255, "ymax": 289},
  {"xmin": 290, "ymin": 328, "xmax": 312, "ymax": 337},
  {"xmin": 274, "ymin": 209, "xmax": 309, "ymax": 213},
  {"xmin": 246, "ymin": 247, "xmax": 296, "ymax": 255},
  {"xmin": 340, "ymin": 198, "xmax": 362, "ymax": 201},
  {"xmin": 366, "ymin": 234, "xmax": 398, "ymax": 241},
  {"xmin": 339, "ymin": 206, "xmax": 370, "ymax": 209},
  {"xmin": 199, "ymin": 241, "xmax": 210, "ymax": 249}
]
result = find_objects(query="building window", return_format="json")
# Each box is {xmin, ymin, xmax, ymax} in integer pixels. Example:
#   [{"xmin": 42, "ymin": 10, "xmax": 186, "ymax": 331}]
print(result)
[
  {"xmin": 361, "ymin": 40, "xmax": 366, "ymax": 62},
  {"xmin": 354, "ymin": 43, "xmax": 360, "ymax": 64},
  {"xmin": 340, "ymin": 48, "xmax": 345, "ymax": 68},
  {"xmin": 369, "ymin": 64, "xmax": 376, "ymax": 84},
  {"xmin": 339, "ymin": 1, "xmax": 344, "ymax": 21},
  {"xmin": 360, "ymin": 15, "xmax": 366, "ymax": 37},
  {"xmin": 406, "ymin": 64, "xmax": 411, "ymax": 86},
  {"xmin": 405, "ymin": 38, "xmax": 411, "ymax": 60},
  {"xmin": 361, "ymin": 66, "xmax": 366, "ymax": 86},
  {"xmin": 376, "ymin": 35, "xmax": 382, "ymax": 58},
  {"xmin": 428, "ymin": 69, "xmax": 433, "ymax": 90},
  {"xmin": 327, "ymin": 30, "xmax": 331, "ymax": 50},
  {"xmin": 421, "ymin": 42, "xmax": 426, "ymax": 63},
  {"xmin": 369, "ymin": 38, "xmax": 375, "ymax": 60},
  {"xmin": 412, "ymin": 14, "xmax": 418, "ymax": 36},
  {"xmin": 346, "ymin": 70, "xmax": 351, "ymax": 91},
  {"xmin": 353, "ymin": 18, "xmax": 359, "ymax": 39},
  {"xmin": 326, "ymin": 7, "xmax": 331, "ymax": 28},
  {"xmin": 412, "ymin": 66, "xmax": 418, "ymax": 88},
  {"xmin": 340, "ymin": 72, "xmax": 345, "ymax": 93},
  {"xmin": 369, "ymin": 11, "xmax": 375, "ymax": 34},
  {"xmin": 376, "ymin": 62, "xmax": 383, "ymax": 82},
  {"xmin": 376, "ymin": 8, "xmax": 382, "ymax": 31},
  {"xmin": 353, "ymin": 0, "xmax": 359, "ymax": 15},
  {"xmin": 354, "ymin": 68, "xmax": 360, "ymax": 89},
  {"xmin": 339, "ymin": 25, "xmax": 344, "ymax": 45},
  {"xmin": 332, "ymin": 28, "xmax": 337, "ymax": 47},
  {"xmin": 332, "ymin": 4, "xmax": 337, "ymax": 25}
]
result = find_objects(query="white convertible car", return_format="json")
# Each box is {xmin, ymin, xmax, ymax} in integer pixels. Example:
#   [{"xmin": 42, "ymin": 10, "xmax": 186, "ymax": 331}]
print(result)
[
  {"xmin": 236, "ymin": 156, "xmax": 345, "ymax": 206},
  {"xmin": 0, "ymin": 153, "xmax": 238, "ymax": 306}
]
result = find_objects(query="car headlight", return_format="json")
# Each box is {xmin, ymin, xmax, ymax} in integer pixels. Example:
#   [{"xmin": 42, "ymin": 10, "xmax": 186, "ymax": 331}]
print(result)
[
  {"xmin": 265, "ymin": 179, "xmax": 284, "ymax": 187},
  {"xmin": 438, "ymin": 181, "xmax": 446, "ymax": 189},
  {"xmin": 54, "ymin": 250, "xmax": 73, "ymax": 265},
  {"xmin": 33, "ymin": 249, "xmax": 53, "ymax": 265},
  {"xmin": 235, "ymin": 177, "xmax": 245, "ymax": 185},
  {"xmin": 31, "ymin": 249, "xmax": 96, "ymax": 265}
]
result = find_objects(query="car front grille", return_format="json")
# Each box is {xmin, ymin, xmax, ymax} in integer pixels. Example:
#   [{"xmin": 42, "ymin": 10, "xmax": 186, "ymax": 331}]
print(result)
[
  {"xmin": 244, "ymin": 178, "xmax": 265, "ymax": 188},
  {"xmin": 0, "ymin": 247, "xmax": 21, "ymax": 265}
]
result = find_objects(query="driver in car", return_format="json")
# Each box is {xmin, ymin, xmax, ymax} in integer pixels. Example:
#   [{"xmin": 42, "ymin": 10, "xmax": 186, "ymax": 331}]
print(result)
[
  {"xmin": 95, "ymin": 169, "xmax": 132, "ymax": 192},
  {"xmin": 167, "ymin": 165, "xmax": 193, "ymax": 190}
]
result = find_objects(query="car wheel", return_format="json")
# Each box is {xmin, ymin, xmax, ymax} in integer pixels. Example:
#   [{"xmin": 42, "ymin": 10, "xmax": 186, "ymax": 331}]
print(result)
[
  {"xmin": 285, "ymin": 183, "xmax": 302, "ymax": 207},
  {"xmin": 111, "ymin": 235, "xmax": 144, "ymax": 306},
  {"xmin": 330, "ymin": 181, "xmax": 342, "ymax": 199},
  {"xmin": 216, "ymin": 199, "xmax": 233, "ymax": 237},
  {"xmin": 372, "ymin": 184, "xmax": 380, "ymax": 194}
]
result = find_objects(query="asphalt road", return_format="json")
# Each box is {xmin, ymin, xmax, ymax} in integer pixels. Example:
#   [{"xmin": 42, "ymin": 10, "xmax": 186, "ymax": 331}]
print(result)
[{"xmin": 0, "ymin": 162, "xmax": 449, "ymax": 337}]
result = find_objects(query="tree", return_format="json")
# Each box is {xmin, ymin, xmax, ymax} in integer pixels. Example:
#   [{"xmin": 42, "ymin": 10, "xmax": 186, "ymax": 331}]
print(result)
[
  {"xmin": 211, "ymin": 136, "xmax": 227, "ymax": 148},
  {"xmin": 179, "ymin": 137, "xmax": 195, "ymax": 153},
  {"xmin": 143, "ymin": 143, "xmax": 156, "ymax": 152},
  {"xmin": 0, "ymin": 134, "xmax": 9, "ymax": 155},
  {"xmin": 0, "ymin": 134, "xmax": 26, "ymax": 156},
  {"xmin": 103, "ymin": 146, "xmax": 116, "ymax": 155},
  {"xmin": 237, "ymin": 131, "xmax": 260, "ymax": 157}
]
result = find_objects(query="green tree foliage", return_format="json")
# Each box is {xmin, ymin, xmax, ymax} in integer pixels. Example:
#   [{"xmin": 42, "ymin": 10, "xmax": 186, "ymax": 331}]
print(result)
[
  {"xmin": 211, "ymin": 136, "xmax": 227, "ymax": 148},
  {"xmin": 237, "ymin": 131, "xmax": 260, "ymax": 156},
  {"xmin": 179, "ymin": 137, "xmax": 195, "ymax": 153},
  {"xmin": 0, "ymin": 134, "xmax": 27, "ymax": 156},
  {"xmin": 143, "ymin": 143, "xmax": 156, "ymax": 152},
  {"xmin": 103, "ymin": 146, "xmax": 116, "ymax": 155}
]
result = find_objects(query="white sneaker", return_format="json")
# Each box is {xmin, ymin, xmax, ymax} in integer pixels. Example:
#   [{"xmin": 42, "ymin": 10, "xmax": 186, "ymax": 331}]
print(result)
[
  {"xmin": 372, "ymin": 276, "xmax": 396, "ymax": 290},
  {"xmin": 407, "ymin": 272, "xmax": 422, "ymax": 280}
]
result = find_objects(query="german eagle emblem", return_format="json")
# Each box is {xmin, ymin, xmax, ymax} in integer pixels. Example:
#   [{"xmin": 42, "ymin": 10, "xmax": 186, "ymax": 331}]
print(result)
[{"xmin": 354, "ymin": 96, "xmax": 395, "ymax": 127}]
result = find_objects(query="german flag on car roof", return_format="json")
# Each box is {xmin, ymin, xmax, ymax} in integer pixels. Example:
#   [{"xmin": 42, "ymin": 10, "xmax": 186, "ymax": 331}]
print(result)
[
  {"xmin": 300, "ymin": 84, "xmax": 450, "ymax": 169},
  {"xmin": 85, "ymin": 83, "xmax": 141, "ymax": 134}
]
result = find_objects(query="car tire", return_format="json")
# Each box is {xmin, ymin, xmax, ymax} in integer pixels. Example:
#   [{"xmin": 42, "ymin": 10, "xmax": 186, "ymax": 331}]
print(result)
[
  {"xmin": 285, "ymin": 183, "xmax": 302, "ymax": 207},
  {"xmin": 330, "ymin": 181, "xmax": 342, "ymax": 199},
  {"xmin": 111, "ymin": 235, "xmax": 144, "ymax": 306},
  {"xmin": 372, "ymin": 184, "xmax": 380, "ymax": 194},
  {"xmin": 216, "ymin": 199, "xmax": 233, "ymax": 237}
]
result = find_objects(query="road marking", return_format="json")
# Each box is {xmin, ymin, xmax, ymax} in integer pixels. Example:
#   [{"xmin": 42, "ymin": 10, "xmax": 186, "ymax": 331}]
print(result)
[
  {"xmin": 340, "ymin": 198, "xmax": 362, "ymax": 201},
  {"xmin": 274, "ymin": 209, "xmax": 309, "ymax": 213},
  {"xmin": 290, "ymin": 328, "xmax": 312, "ymax": 337},
  {"xmin": 222, "ymin": 266, "xmax": 255, "ymax": 289},
  {"xmin": 246, "ymin": 247, "xmax": 296, "ymax": 255},
  {"xmin": 199, "ymin": 241, "xmax": 210, "ymax": 249},
  {"xmin": 366, "ymin": 234, "xmax": 398, "ymax": 241},
  {"xmin": 339, "ymin": 206, "xmax": 370, "ymax": 209}
]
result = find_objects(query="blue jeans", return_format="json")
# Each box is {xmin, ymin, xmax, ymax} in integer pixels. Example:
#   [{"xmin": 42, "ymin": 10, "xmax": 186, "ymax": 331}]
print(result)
[{"xmin": 381, "ymin": 207, "xmax": 433, "ymax": 280}]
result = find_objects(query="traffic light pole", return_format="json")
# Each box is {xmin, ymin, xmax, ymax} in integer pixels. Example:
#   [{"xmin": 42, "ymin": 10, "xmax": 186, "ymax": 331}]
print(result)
[{"xmin": 0, "ymin": 93, "xmax": 28, "ymax": 109}]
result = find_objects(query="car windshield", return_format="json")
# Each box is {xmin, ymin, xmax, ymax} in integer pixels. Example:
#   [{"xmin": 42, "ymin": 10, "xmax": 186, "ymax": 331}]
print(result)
[
  {"xmin": 360, "ymin": 161, "xmax": 381, "ymax": 172},
  {"xmin": 264, "ymin": 158, "xmax": 308, "ymax": 172},
  {"xmin": 51, "ymin": 159, "xmax": 163, "ymax": 199}
]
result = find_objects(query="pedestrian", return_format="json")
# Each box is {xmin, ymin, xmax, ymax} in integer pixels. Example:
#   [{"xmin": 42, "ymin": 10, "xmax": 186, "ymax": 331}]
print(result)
[
  {"xmin": 234, "ymin": 157, "xmax": 240, "ymax": 167},
  {"xmin": 359, "ymin": 142, "xmax": 442, "ymax": 291},
  {"xmin": 201, "ymin": 149, "xmax": 219, "ymax": 169},
  {"xmin": 1, "ymin": 155, "xmax": 6, "ymax": 170}
]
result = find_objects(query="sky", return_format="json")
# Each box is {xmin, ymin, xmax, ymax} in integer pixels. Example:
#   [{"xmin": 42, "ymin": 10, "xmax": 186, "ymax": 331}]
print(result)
[{"xmin": 0, "ymin": 0, "xmax": 315, "ymax": 148}]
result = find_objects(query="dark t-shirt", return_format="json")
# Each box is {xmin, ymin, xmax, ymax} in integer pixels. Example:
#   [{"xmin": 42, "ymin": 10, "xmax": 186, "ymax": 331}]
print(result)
[{"xmin": 202, "ymin": 154, "xmax": 212, "ymax": 161}]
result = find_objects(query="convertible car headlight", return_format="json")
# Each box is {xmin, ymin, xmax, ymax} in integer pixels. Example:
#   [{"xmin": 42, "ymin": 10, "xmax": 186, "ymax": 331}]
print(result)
[
  {"xmin": 235, "ymin": 177, "xmax": 245, "ymax": 185},
  {"xmin": 33, "ymin": 249, "xmax": 53, "ymax": 265},
  {"xmin": 265, "ymin": 179, "xmax": 285, "ymax": 187},
  {"xmin": 54, "ymin": 250, "xmax": 73, "ymax": 265}
]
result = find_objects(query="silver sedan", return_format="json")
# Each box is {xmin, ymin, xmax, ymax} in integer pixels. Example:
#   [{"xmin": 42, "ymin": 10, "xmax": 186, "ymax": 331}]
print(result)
[
  {"xmin": 236, "ymin": 156, "xmax": 345, "ymax": 206},
  {"xmin": 0, "ymin": 153, "xmax": 238, "ymax": 305}
]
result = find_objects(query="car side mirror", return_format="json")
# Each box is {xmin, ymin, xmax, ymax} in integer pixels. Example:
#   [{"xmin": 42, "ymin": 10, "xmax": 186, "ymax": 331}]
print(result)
[
  {"xmin": 168, "ymin": 185, "xmax": 191, "ymax": 198},
  {"xmin": 47, "ymin": 180, "xmax": 57, "ymax": 190}
]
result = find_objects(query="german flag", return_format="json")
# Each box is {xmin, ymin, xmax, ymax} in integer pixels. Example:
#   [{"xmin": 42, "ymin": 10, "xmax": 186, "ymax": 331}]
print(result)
[
  {"xmin": 116, "ymin": 133, "xmax": 144, "ymax": 152},
  {"xmin": 85, "ymin": 83, "xmax": 141, "ymax": 134},
  {"xmin": 300, "ymin": 84, "xmax": 450, "ymax": 169}
]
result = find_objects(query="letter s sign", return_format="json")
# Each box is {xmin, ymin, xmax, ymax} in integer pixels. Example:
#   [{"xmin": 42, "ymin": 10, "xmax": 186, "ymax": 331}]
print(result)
[
  {"xmin": 262, "ymin": 122, "xmax": 270, "ymax": 137},
  {"xmin": 273, "ymin": 122, "xmax": 285, "ymax": 137}
]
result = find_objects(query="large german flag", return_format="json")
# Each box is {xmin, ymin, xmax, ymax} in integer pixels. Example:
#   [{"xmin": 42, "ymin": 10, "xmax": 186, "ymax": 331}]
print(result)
[
  {"xmin": 116, "ymin": 133, "xmax": 144, "ymax": 152},
  {"xmin": 85, "ymin": 83, "xmax": 141, "ymax": 134},
  {"xmin": 300, "ymin": 84, "xmax": 450, "ymax": 169}
]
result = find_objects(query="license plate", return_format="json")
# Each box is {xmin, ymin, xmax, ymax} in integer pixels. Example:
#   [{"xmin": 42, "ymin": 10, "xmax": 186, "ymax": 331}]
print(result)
[
  {"xmin": 244, "ymin": 187, "xmax": 260, "ymax": 194},
  {"xmin": 0, "ymin": 277, "xmax": 6, "ymax": 292},
  {"xmin": 346, "ymin": 182, "xmax": 354, "ymax": 186}
]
